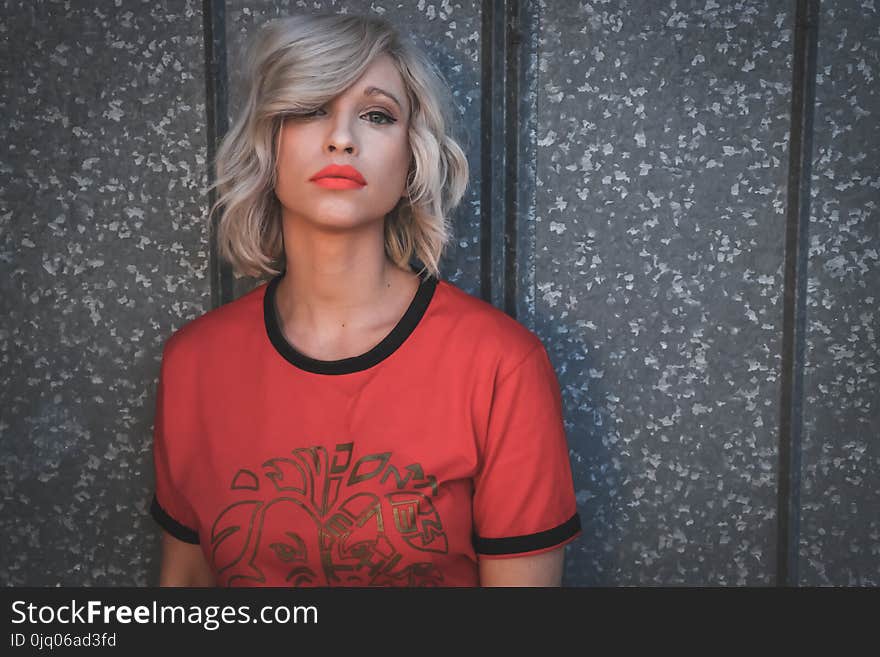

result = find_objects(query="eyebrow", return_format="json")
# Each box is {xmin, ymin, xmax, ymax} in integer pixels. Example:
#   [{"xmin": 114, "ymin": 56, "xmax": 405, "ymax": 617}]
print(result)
[{"xmin": 363, "ymin": 86, "xmax": 405, "ymax": 113}]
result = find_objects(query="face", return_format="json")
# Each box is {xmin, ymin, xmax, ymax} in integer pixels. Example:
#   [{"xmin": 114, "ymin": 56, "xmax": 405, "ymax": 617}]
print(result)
[{"xmin": 274, "ymin": 54, "xmax": 412, "ymax": 232}]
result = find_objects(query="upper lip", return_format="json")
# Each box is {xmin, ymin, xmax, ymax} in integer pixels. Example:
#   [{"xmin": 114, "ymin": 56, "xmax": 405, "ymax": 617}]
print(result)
[{"xmin": 309, "ymin": 164, "xmax": 367, "ymax": 185}]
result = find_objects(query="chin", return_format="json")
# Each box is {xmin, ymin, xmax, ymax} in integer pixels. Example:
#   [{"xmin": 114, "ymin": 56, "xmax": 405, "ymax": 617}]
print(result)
[
  {"xmin": 313, "ymin": 202, "xmax": 399, "ymax": 228},
  {"xmin": 311, "ymin": 213, "xmax": 381, "ymax": 232}
]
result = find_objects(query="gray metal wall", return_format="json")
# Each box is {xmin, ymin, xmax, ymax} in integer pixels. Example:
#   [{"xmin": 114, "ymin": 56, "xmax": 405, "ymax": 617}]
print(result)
[
  {"xmin": 801, "ymin": 2, "xmax": 879, "ymax": 586},
  {"xmin": 1, "ymin": 0, "xmax": 210, "ymax": 585},
  {"xmin": 1, "ymin": 0, "xmax": 876, "ymax": 586}
]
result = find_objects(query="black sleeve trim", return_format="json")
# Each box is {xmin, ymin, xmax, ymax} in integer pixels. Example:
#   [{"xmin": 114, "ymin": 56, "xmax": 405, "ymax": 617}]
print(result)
[
  {"xmin": 473, "ymin": 513, "xmax": 582, "ymax": 555},
  {"xmin": 150, "ymin": 494, "xmax": 200, "ymax": 544}
]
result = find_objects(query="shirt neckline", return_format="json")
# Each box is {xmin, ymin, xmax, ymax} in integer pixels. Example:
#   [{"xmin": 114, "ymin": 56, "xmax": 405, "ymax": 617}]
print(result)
[{"xmin": 263, "ymin": 267, "xmax": 438, "ymax": 375}]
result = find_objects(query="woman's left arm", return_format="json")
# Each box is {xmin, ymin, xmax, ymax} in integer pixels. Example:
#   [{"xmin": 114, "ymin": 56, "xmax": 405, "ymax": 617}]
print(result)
[{"xmin": 478, "ymin": 546, "xmax": 565, "ymax": 587}]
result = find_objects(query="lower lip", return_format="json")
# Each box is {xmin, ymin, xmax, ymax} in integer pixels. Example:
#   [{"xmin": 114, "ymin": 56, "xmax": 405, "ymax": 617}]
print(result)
[{"xmin": 311, "ymin": 177, "xmax": 365, "ymax": 190}]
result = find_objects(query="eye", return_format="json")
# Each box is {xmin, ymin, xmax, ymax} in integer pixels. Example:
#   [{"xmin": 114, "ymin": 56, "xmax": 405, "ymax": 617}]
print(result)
[
  {"xmin": 283, "ymin": 109, "xmax": 321, "ymax": 120},
  {"xmin": 288, "ymin": 108, "xmax": 396, "ymax": 125},
  {"xmin": 364, "ymin": 110, "xmax": 396, "ymax": 125}
]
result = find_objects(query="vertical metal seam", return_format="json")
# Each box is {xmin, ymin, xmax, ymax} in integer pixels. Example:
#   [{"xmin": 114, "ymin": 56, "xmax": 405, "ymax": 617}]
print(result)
[
  {"xmin": 479, "ymin": 0, "xmax": 496, "ymax": 302},
  {"xmin": 202, "ymin": 0, "xmax": 232, "ymax": 309},
  {"xmin": 777, "ymin": 0, "xmax": 820, "ymax": 587},
  {"xmin": 479, "ymin": 0, "xmax": 526, "ymax": 313},
  {"xmin": 503, "ymin": 0, "xmax": 521, "ymax": 318}
]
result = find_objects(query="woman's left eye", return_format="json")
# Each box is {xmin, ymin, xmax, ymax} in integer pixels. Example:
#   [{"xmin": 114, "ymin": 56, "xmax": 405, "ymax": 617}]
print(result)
[{"xmin": 364, "ymin": 110, "xmax": 395, "ymax": 125}]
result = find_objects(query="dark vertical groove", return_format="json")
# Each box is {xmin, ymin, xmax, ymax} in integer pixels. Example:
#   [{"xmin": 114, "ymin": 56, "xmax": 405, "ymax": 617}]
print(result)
[
  {"xmin": 479, "ymin": 0, "xmax": 497, "ymax": 304},
  {"xmin": 202, "ymin": 0, "xmax": 233, "ymax": 309},
  {"xmin": 777, "ymin": 0, "xmax": 820, "ymax": 588},
  {"xmin": 503, "ymin": 1, "xmax": 521, "ymax": 319},
  {"xmin": 480, "ymin": 0, "xmax": 522, "ymax": 315}
]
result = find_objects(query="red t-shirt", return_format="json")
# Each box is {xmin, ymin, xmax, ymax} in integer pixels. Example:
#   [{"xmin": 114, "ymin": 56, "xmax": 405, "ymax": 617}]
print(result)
[{"xmin": 150, "ymin": 269, "xmax": 581, "ymax": 586}]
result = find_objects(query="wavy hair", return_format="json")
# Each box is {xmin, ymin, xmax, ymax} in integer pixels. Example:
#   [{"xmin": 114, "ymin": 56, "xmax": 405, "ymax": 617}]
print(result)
[{"xmin": 207, "ymin": 12, "xmax": 470, "ymax": 281}]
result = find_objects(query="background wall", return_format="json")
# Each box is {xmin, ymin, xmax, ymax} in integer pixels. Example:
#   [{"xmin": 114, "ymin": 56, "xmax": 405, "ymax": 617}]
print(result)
[
  {"xmin": 1, "ymin": 0, "xmax": 211, "ymax": 585},
  {"xmin": 1, "ymin": 0, "xmax": 876, "ymax": 586}
]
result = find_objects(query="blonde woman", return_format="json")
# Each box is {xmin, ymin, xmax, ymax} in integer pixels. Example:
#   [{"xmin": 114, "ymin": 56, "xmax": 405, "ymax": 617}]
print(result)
[{"xmin": 150, "ymin": 11, "xmax": 581, "ymax": 587}]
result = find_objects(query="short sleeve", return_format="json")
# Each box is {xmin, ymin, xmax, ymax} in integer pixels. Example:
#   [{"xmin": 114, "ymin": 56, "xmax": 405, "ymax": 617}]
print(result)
[
  {"xmin": 149, "ymin": 344, "xmax": 200, "ymax": 544},
  {"xmin": 472, "ymin": 343, "xmax": 582, "ymax": 559}
]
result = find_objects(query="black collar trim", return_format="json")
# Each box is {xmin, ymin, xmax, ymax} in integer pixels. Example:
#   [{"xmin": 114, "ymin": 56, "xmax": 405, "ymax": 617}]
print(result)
[{"xmin": 264, "ymin": 268, "xmax": 438, "ymax": 375}]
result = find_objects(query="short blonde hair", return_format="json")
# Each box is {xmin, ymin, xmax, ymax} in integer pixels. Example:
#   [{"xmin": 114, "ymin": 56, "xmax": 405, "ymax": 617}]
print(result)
[{"xmin": 208, "ymin": 12, "xmax": 470, "ymax": 281}]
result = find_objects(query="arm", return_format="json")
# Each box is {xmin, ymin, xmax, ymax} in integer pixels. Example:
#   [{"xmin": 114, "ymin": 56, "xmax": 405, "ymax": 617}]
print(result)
[
  {"xmin": 158, "ymin": 530, "xmax": 216, "ymax": 587},
  {"xmin": 478, "ymin": 545, "xmax": 565, "ymax": 587}
]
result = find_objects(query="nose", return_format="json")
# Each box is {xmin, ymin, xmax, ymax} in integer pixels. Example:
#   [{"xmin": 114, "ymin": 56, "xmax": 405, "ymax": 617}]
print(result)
[{"xmin": 326, "ymin": 113, "xmax": 356, "ymax": 155}]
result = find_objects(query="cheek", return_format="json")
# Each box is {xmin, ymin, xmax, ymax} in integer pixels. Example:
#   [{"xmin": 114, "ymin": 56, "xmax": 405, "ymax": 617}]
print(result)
[
  {"xmin": 275, "ymin": 142, "xmax": 307, "ymax": 192},
  {"xmin": 276, "ymin": 138, "xmax": 296, "ymax": 170},
  {"xmin": 386, "ymin": 140, "xmax": 412, "ymax": 182},
  {"xmin": 274, "ymin": 155, "xmax": 294, "ymax": 195},
  {"xmin": 274, "ymin": 152, "xmax": 304, "ymax": 206},
  {"xmin": 276, "ymin": 125, "xmax": 306, "ymax": 168}
]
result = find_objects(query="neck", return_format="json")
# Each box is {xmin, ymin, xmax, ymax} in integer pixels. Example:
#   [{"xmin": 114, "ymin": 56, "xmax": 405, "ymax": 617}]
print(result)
[{"xmin": 274, "ymin": 214, "xmax": 412, "ymax": 335}]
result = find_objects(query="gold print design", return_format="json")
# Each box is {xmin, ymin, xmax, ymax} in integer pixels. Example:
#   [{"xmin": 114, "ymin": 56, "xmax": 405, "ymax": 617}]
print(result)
[
  {"xmin": 269, "ymin": 531, "xmax": 307, "ymax": 562},
  {"xmin": 210, "ymin": 500, "xmax": 262, "ymax": 576},
  {"xmin": 262, "ymin": 458, "xmax": 307, "ymax": 495},
  {"xmin": 347, "ymin": 452, "xmax": 392, "ymax": 485},
  {"xmin": 231, "ymin": 469, "xmax": 259, "ymax": 490},
  {"xmin": 329, "ymin": 442, "xmax": 353, "ymax": 474},
  {"xmin": 209, "ymin": 443, "xmax": 448, "ymax": 587},
  {"xmin": 387, "ymin": 492, "xmax": 448, "ymax": 554}
]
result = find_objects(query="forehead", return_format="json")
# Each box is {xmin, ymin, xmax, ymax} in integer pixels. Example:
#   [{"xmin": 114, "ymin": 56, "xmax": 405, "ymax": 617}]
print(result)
[{"xmin": 344, "ymin": 55, "xmax": 408, "ymax": 112}]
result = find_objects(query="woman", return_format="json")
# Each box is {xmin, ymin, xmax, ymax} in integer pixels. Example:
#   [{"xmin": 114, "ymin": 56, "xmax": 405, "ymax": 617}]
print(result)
[{"xmin": 150, "ymin": 11, "xmax": 581, "ymax": 587}]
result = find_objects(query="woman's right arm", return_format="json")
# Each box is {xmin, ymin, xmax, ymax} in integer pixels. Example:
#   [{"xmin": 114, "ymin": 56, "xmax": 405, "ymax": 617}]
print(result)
[{"xmin": 158, "ymin": 530, "xmax": 216, "ymax": 587}]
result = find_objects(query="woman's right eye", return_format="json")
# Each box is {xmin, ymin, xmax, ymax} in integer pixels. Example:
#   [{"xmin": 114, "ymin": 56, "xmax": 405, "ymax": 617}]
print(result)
[{"xmin": 285, "ymin": 108, "xmax": 322, "ymax": 120}]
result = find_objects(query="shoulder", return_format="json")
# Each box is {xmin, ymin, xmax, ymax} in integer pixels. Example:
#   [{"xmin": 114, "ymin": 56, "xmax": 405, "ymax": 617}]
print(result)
[
  {"xmin": 432, "ymin": 279, "xmax": 546, "ymax": 379},
  {"xmin": 161, "ymin": 280, "xmax": 269, "ymax": 367}
]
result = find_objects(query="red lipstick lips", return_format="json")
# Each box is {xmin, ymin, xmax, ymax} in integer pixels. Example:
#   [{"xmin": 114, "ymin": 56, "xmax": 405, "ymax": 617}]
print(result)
[{"xmin": 309, "ymin": 164, "xmax": 367, "ymax": 189}]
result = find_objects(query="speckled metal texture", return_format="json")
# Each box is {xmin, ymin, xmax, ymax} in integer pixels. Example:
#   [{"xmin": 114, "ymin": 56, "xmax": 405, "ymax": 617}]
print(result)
[
  {"xmin": 537, "ymin": 1, "xmax": 794, "ymax": 585},
  {"xmin": 0, "ymin": 1, "xmax": 209, "ymax": 585},
  {"xmin": 224, "ymin": 1, "xmax": 482, "ymax": 298},
  {"xmin": 799, "ymin": 1, "xmax": 879, "ymax": 586}
]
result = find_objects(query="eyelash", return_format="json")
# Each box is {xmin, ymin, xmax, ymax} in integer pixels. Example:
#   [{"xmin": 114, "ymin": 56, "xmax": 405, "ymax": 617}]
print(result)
[{"xmin": 299, "ymin": 108, "xmax": 396, "ymax": 125}]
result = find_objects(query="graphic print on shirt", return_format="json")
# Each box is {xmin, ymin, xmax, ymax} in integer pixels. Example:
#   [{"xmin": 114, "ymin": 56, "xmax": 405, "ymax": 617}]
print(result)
[{"xmin": 209, "ymin": 442, "xmax": 448, "ymax": 587}]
